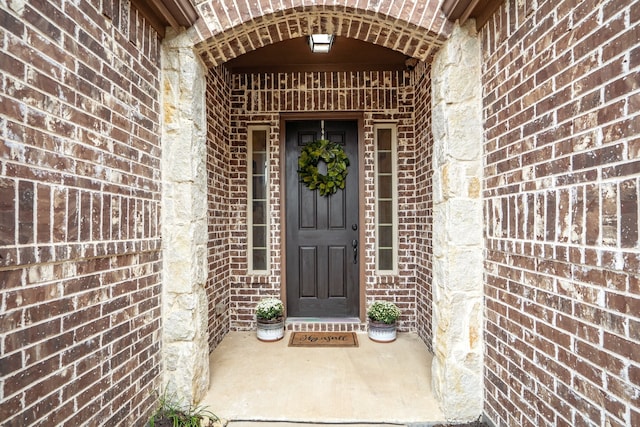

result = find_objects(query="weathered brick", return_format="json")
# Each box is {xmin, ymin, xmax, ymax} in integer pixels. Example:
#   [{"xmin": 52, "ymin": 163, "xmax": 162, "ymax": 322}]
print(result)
[
  {"xmin": 36, "ymin": 184, "xmax": 50, "ymax": 243},
  {"xmin": 604, "ymin": 331, "xmax": 640, "ymax": 360},
  {"xmin": 620, "ymin": 179, "xmax": 639, "ymax": 248},
  {"xmin": 483, "ymin": 0, "xmax": 640, "ymax": 425},
  {"xmin": 24, "ymin": 366, "xmax": 73, "ymax": 407},
  {"xmin": 0, "ymin": 394, "xmax": 23, "ymax": 425},
  {"xmin": 0, "ymin": 0, "xmax": 163, "ymax": 423},
  {"xmin": 0, "ymin": 178, "xmax": 16, "ymax": 246},
  {"xmin": 17, "ymin": 181, "xmax": 34, "ymax": 244},
  {"xmin": 3, "ymin": 353, "xmax": 61, "ymax": 396}
]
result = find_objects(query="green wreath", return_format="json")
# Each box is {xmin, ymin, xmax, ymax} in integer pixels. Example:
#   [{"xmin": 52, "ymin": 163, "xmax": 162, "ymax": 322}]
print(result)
[{"xmin": 298, "ymin": 139, "xmax": 350, "ymax": 197}]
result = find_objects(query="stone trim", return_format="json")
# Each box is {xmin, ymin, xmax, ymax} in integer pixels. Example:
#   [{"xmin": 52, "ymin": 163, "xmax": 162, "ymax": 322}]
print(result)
[
  {"xmin": 431, "ymin": 22, "xmax": 484, "ymax": 422},
  {"xmin": 161, "ymin": 28, "xmax": 210, "ymax": 405}
]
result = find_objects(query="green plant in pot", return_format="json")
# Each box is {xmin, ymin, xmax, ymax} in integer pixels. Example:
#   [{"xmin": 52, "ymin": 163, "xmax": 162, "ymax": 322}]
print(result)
[
  {"xmin": 255, "ymin": 297, "xmax": 285, "ymax": 341},
  {"xmin": 367, "ymin": 300, "xmax": 400, "ymax": 342}
]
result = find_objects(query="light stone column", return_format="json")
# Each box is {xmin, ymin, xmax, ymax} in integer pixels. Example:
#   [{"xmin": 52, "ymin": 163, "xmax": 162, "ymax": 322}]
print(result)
[
  {"xmin": 431, "ymin": 22, "xmax": 484, "ymax": 422},
  {"xmin": 161, "ymin": 28, "xmax": 209, "ymax": 406}
]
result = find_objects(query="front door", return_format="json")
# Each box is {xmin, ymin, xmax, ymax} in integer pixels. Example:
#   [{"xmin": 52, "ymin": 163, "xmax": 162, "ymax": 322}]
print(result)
[{"xmin": 285, "ymin": 120, "xmax": 359, "ymax": 317}]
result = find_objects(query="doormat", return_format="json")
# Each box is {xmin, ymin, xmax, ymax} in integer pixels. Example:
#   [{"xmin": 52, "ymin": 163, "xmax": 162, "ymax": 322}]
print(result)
[{"xmin": 288, "ymin": 332, "xmax": 359, "ymax": 347}]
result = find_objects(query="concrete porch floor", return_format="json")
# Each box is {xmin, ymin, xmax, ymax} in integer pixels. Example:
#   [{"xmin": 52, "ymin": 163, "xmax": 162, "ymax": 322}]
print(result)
[{"xmin": 200, "ymin": 331, "xmax": 444, "ymax": 426}]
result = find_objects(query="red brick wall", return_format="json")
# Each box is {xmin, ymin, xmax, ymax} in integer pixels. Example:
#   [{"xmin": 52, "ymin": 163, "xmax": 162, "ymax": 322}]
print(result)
[
  {"xmin": 414, "ymin": 61, "xmax": 434, "ymax": 351},
  {"xmin": 228, "ymin": 109, "xmax": 283, "ymax": 331},
  {"xmin": 0, "ymin": 1, "xmax": 162, "ymax": 425},
  {"xmin": 226, "ymin": 71, "xmax": 422, "ymax": 332},
  {"xmin": 482, "ymin": 1, "xmax": 640, "ymax": 426},
  {"xmin": 365, "ymin": 105, "xmax": 417, "ymax": 332},
  {"xmin": 206, "ymin": 66, "xmax": 232, "ymax": 351}
]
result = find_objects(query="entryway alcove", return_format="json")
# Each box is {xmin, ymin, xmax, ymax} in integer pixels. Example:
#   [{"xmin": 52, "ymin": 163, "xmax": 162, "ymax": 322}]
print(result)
[{"xmin": 161, "ymin": 3, "xmax": 483, "ymax": 421}]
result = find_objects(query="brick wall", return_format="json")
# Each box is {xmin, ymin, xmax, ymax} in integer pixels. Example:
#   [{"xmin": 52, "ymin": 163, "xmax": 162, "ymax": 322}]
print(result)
[
  {"xmin": 364, "ymin": 105, "xmax": 417, "ymax": 332},
  {"xmin": 482, "ymin": 0, "xmax": 640, "ymax": 426},
  {"xmin": 226, "ymin": 70, "xmax": 422, "ymax": 332},
  {"xmin": 0, "ymin": 1, "xmax": 163, "ymax": 425},
  {"xmin": 228, "ymin": 108, "xmax": 282, "ymax": 331},
  {"xmin": 206, "ymin": 65, "xmax": 232, "ymax": 351},
  {"xmin": 414, "ymin": 61, "xmax": 434, "ymax": 351}
]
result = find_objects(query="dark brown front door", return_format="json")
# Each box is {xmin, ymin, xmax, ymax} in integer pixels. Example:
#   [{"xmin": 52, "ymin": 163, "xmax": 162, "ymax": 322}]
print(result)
[{"xmin": 285, "ymin": 120, "xmax": 359, "ymax": 317}]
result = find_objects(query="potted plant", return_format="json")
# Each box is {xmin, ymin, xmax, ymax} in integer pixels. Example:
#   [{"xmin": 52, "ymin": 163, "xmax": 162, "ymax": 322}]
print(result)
[
  {"xmin": 367, "ymin": 300, "xmax": 401, "ymax": 342},
  {"xmin": 255, "ymin": 297, "xmax": 285, "ymax": 342}
]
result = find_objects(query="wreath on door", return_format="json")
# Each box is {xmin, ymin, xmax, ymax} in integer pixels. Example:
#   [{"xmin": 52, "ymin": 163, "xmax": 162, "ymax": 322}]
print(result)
[{"xmin": 298, "ymin": 139, "xmax": 350, "ymax": 197}]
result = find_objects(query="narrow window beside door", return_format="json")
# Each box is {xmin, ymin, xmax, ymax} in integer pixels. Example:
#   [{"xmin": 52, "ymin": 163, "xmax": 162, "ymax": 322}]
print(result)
[
  {"xmin": 248, "ymin": 126, "xmax": 269, "ymax": 272},
  {"xmin": 375, "ymin": 125, "xmax": 397, "ymax": 273}
]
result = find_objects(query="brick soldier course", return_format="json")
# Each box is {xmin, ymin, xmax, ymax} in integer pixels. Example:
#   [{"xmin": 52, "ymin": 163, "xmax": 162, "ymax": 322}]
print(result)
[{"xmin": 0, "ymin": 0, "xmax": 638, "ymax": 426}]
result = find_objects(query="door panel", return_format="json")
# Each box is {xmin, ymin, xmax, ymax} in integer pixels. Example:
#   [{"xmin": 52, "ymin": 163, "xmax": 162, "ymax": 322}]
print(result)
[
  {"xmin": 299, "ymin": 247, "xmax": 317, "ymax": 298},
  {"xmin": 328, "ymin": 246, "xmax": 347, "ymax": 297},
  {"xmin": 329, "ymin": 196, "xmax": 346, "ymax": 229},
  {"xmin": 299, "ymin": 188, "xmax": 317, "ymax": 229},
  {"xmin": 286, "ymin": 120, "xmax": 359, "ymax": 317}
]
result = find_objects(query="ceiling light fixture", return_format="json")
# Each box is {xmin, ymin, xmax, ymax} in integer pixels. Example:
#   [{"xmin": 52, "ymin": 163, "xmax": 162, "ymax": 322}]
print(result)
[{"xmin": 309, "ymin": 34, "xmax": 334, "ymax": 53}]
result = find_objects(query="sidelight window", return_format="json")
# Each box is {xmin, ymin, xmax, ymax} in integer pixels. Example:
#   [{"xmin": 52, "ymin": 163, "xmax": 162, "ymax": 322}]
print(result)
[
  {"xmin": 248, "ymin": 126, "xmax": 269, "ymax": 273},
  {"xmin": 375, "ymin": 125, "xmax": 397, "ymax": 273}
]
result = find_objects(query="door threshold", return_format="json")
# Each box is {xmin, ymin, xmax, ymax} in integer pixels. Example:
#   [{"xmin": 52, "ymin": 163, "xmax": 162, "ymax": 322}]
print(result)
[
  {"xmin": 287, "ymin": 317, "xmax": 361, "ymax": 324},
  {"xmin": 285, "ymin": 317, "xmax": 365, "ymax": 333}
]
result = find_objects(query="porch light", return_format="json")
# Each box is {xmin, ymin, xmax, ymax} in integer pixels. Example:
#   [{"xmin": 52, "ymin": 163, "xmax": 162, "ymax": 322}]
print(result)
[{"xmin": 308, "ymin": 34, "xmax": 334, "ymax": 53}]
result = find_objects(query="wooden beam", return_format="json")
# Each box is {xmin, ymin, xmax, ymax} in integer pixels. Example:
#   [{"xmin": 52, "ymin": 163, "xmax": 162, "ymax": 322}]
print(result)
[
  {"xmin": 131, "ymin": 0, "xmax": 198, "ymax": 37},
  {"xmin": 168, "ymin": 0, "xmax": 199, "ymax": 26},
  {"xmin": 460, "ymin": 0, "xmax": 481, "ymax": 26},
  {"xmin": 441, "ymin": 0, "xmax": 470, "ymax": 20},
  {"xmin": 148, "ymin": 0, "xmax": 181, "ymax": 28},
  {"xmin": 131, "ymin": 0, "xmax": 166, "ymax": 36},
  {"xmin": 474, "ymin": 0, "xmax": 505, "ymax": 30},
  {"xmin": 441, "ymin": 0, "xmax": 505, "ymax": 30}
]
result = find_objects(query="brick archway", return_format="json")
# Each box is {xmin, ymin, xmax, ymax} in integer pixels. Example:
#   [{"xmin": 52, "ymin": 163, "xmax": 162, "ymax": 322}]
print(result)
[
  {"xmin": 190, "ymin": 1, "xmax": 453, "ymax": 66},
  {"xmin": 161, "ymin": 2, "xmax": 482, "ymax": 421}
]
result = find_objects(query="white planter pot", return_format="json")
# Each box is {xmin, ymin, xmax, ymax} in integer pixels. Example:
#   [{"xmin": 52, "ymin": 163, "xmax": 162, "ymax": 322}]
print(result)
[
  {"xmin": 256, "ymin": 317, "xmax": 285, "ymax": 342},
  {"xmin": 368, "ymin": 320, "xmax": 397, "ymax": 343}
]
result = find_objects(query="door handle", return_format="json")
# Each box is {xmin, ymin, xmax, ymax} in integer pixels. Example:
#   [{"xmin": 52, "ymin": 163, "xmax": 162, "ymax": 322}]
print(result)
[{"xmin": 352, "ymin": 239, "xmax": 358, "ymax": 264}]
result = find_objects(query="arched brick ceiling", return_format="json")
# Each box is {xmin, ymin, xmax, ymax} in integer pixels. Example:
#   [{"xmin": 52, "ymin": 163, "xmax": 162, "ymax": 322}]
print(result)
[
  {"xmin": 190, "ymin": 1, "xmax": 453, "ymax": 67},
  {"xmin": 224, "ymin": 36, "xmax": 409, "ymax": 73}
]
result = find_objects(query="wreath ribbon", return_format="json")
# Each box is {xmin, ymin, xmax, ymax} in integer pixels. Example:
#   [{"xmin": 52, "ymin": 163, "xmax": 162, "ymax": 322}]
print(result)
[{"xmin": 297, "ymin": 139, "xmax": 350, "ymax": 197}]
